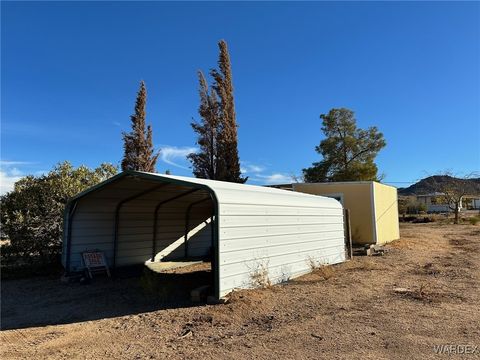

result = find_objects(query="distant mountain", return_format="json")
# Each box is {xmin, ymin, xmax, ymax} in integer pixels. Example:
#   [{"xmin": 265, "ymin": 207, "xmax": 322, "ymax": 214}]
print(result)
[{"xmin": 398, "ymin": 175, "xmax": 480, "ymax": 196}]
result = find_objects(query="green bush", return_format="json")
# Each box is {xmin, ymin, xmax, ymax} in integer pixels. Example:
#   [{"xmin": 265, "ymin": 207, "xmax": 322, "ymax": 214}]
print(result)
[
  {"xmin": 0, "ymin": 161, "xmax": 117, "ymax": 269},
  {"xmin": 404, "ymin": 200, "xmax": 427, "ymax": 214}
]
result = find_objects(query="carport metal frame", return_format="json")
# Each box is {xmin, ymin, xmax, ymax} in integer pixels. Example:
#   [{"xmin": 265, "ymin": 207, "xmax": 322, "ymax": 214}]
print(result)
[
  {"xmin": 63, "ymin": 171, "xmax": 221, "ymax": 298},
  {"xmin": 112, "ymin": 183, "xmax": 169, "ymax": 271},
  {"xmin": 184, "ymin": 197, "xmax": 214, "ymax": 259},
  {"xmin": 151, "ymin": 188, "xmax": 200, "ymax": 261}
]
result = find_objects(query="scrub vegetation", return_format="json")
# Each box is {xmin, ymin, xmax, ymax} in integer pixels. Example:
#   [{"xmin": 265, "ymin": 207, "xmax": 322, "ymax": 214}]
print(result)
[{"xmin": 0, "ymin": 162, "xmax": 117, "ymax": 277}]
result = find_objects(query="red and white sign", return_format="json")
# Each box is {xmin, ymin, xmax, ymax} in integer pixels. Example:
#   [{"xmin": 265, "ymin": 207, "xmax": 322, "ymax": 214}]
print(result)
[{"xmin": 82, "ymin": 251, "xmax": 107, "ymax": 268}]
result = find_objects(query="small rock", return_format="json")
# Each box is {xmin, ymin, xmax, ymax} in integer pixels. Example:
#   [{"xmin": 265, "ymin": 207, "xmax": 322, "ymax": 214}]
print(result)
[
  {"xmin": 207, "ymin": 296, "xmax": 229, "ymax": 305},
  {"xmin": 311, "ymin": 333, "xmax": 323, "ymax": 340},
  {"xmin": 179, "ymin": 329, "xmax": 193, "ymax": 338}
]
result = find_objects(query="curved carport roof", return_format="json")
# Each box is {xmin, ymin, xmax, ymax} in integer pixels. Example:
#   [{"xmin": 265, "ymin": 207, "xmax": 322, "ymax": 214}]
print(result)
[{"xmin": 63, "ymin": 171, "xmax": 345, "ymax": 299}]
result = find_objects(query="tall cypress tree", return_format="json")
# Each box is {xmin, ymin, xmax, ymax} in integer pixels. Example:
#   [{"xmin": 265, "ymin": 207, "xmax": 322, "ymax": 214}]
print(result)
[
  {"xmin": 188, "ymin": 71, "xmax": 221, "ymax": 179},
  {"xmin": 210, "ymin": 40, "xmax": 247, "ymax": 183},
  {"xmin": 121, "ymin": 81, "xmax": 159, "ymax": 172}
]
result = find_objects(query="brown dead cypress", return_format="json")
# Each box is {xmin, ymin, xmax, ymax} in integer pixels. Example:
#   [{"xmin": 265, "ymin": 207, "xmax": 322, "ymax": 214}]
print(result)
[
  {"xmin": 121, "ymin": 81, "xmax": 159, "ymax": 172},
  {"xmin": 188, "ymin": 71, "xmax": 221, "ymax": 179},
  {"xmin": 210, "ymin": 40, "xmax": 247, "ymax": 183}
]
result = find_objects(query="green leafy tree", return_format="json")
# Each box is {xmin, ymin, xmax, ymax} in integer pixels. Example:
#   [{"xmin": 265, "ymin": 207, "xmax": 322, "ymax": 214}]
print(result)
[
  {"xmin": 303, "ymin": 108, "xmax": 386, "ymax": 182},
  {"xmin": 122, "ymin": 81, "xmax": 159, "ymax": 172},
  {"xmin": 189, "ymin": 41, "xmax": 246, "ymax": 183},
  {"xmin": 0, "ymin": 162, "xmax": 117, "ymax": 265}
]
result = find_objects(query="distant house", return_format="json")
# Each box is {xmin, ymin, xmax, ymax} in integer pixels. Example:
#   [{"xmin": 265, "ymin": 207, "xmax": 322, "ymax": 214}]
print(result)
[
  {"xmin": 416, "ymin": 193, "xmax": 480, "ymax": 213},
  {"xmin": 398, "ymin": 175, "xmax": 480, "ymax": 212},
  {"xmin": 473, "ymin": 197, "xmax": 480, "ymax": 210}
]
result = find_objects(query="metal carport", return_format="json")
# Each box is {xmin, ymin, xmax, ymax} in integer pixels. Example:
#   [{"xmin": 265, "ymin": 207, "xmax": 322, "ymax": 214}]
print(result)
[{"xmin": 62, "ymin": 171, "xmax": 346, "ymax": 299}]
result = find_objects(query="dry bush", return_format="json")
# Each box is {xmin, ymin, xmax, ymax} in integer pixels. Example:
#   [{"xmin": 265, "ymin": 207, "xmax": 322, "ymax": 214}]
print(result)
[
  {"xmin": 307, "ymin": 256, "xmax": 318, "ymax": 271},
  {"xmin": 307, "ymin": 256, "xmax": 335, "ymax": 280},
  {"xmin": 139, "ymin": 268, "xmax": 161, "ymax": 295},
  {"xmin": 316, "ymin": 266, "xmax": 335, "ymax": 280},
  {"xmin": 249, "ymin": 261, "xmax": 271, "ymax": 289},
  {"xmin": 411, "ymin": 284, "xmax": 435, "ymax": 302},
  {"xmin": 349, "ymin": 258, "xmax": 379, "ymax": 271},
  {"xmin": 468, "ymin": 216, "xmax": 479, "ymax": 225}
]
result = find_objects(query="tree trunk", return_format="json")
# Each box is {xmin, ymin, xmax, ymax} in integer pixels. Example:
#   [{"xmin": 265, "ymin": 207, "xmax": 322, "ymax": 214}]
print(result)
[{"xmin": 454, "ymin": 203, "xmax": 459, "ymax": 224}]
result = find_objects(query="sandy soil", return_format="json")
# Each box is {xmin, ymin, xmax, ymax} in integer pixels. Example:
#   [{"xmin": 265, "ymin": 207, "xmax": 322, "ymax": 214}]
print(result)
[{"xmin": 1, "ymin": 223, "xmax": 479, "ymax": 359}]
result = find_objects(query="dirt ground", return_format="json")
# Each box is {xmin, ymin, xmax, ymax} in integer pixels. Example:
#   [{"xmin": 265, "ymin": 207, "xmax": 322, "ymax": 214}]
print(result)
[{"xmin": 1, "ymin": 223, "xmax": 479, "ymax": 359}]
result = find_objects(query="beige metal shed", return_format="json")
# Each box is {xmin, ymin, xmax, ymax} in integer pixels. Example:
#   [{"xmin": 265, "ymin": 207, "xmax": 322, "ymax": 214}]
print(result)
[{"xmin": 280, "ymin": 181, "xmax": 400, "ymax": 245}]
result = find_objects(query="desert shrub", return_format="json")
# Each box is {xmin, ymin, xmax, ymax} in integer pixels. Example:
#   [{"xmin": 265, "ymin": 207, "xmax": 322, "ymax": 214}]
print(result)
[
  {"xmin": 406, "ymin": 201, "xmax": 427, "ymax": 214},
  {"xmin": 249, "ymin": 260, "xmax": 271, "ymax": 288},
  {"xmin": 397, "ymin": 197, "xmax": 409, "ymax": 216},
  {"xmin": 140, "ymin": 268, "xmax": 161, "ymax": 294},
  {"xmin": 307, "ymin": 256, "xmax": 335, "ymax": 280},
  {"xmin": 469, "ymin": 217, "xmax": 480, "ymax": 225},
  {"xmin": 307, "ymin": 256, "xmax": 318, "ymax": 271},
  {"xmin": 399, "ymin": 216, "xmax": 434, "ymax": 223},
  {"xmin": 316, "ymin": 265, "xmax": 335, "ymax": 280},
  {"xmin": 412, "ymin": 217, "xmax": 434, "ymax": 223},
  {"xmin": 0, "ymin": 161, "xmax": 117, "ymax": 270}
]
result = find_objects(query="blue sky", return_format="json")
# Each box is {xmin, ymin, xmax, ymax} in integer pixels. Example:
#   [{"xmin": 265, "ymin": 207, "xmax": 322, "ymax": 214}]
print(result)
[{"xmin": 1, "ymin": 1, "xmax": 479, "ymax": 194}]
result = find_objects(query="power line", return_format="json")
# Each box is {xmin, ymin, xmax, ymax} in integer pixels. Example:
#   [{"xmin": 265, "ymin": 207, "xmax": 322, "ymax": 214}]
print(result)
[{"xmin": 383, "ymin": 181, "xmax": 416, "ymax": 184}]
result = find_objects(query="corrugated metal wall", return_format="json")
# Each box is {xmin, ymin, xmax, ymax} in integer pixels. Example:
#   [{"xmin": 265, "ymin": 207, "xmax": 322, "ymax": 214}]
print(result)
[{"xmin": 214, "ymin": 186, "xmax": 345, "ymax": 297}]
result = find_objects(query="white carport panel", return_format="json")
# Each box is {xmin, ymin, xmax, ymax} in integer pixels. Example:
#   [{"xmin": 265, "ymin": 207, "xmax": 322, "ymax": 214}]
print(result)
[
  {"xmin": 64, "ymin": 171, "xmax": 346, "ymax": 299},
  {"xmin": 212, "ymin": 185, "xmax": 344, "ymax": 297}
]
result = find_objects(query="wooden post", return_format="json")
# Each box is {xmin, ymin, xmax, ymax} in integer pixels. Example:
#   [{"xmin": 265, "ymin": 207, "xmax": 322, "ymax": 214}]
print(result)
[{"xmin": 344, "ymin": 208, "xmax": 353, "ymax": 259}]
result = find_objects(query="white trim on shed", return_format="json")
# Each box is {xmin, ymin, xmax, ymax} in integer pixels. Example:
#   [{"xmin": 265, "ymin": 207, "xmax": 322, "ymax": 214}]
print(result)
[{"xmin": 63, "ymin": 171, "xmax": 346, "ymax": 299}]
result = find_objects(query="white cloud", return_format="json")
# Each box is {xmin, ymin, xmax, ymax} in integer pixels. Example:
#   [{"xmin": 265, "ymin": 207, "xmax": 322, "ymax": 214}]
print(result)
[
  {"xmin": 241, "ymin": 162, "xmax": 266, "ymax": 174},
  {"xmin": 240, "ymin": 160, "xmax": 294, "ymax": 185},
  {"xmin": 253, "ymin": 173, "xmax": 293, "ymax": 185},
  {"xmin": 0, "ymin": 170, "xmax": 22, "ymax": 195},
  {"xmin": 0, "ymin": 160, "xmax": 40, "ymax": 195},
  {"xmin": 0, "ymin": 160, "xmax": 32, "ymax": 166},
  {"xmin": 9, "ymin": 167, "xmax": 23, "ymax": 176},
  {"xmin": 159, "ymin": 145, "xmax": 197, "ymax": 170}
]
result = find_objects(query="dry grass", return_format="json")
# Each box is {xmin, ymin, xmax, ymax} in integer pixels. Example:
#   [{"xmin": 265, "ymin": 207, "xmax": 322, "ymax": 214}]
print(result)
[
  {"xmin": 306, "ymin": 256, "xmax": 336, "ymax": 280},
  {"xmin": 314, "ymin": 265, "xmax": 335, "ymax": 280}
]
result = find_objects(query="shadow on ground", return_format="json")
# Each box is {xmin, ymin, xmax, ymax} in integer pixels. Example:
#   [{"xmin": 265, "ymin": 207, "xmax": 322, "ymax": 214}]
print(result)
[{"xmin": 1, "ymin": 268, "xmax": 212, "ymax": 330}]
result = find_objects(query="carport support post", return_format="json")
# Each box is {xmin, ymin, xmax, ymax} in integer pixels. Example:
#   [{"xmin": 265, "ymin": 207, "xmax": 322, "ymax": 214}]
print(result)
[
  {"xmin": 151, "ymin": 188, "xmax": 200, "ymax": 262},
  {"xmin": 344, "ymin": 208, "xmax": 353, "ymax": 259},
  {"xmin": 210, "ymin": 209, "xmax": 216, "ymax": 296},
  {"xmin": 64, "ymin": 200, "xmax": 78, "ymax": 274},
  {"xmin": 113, "ymin": 184, "xmax": 168, "ymax": 273}
]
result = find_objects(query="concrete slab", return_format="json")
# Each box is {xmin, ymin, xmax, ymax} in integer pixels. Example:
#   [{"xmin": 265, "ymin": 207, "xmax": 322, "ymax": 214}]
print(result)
[{"xmin": 146, "ymin": 261, "xmax": 203, "ymax": 273}]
